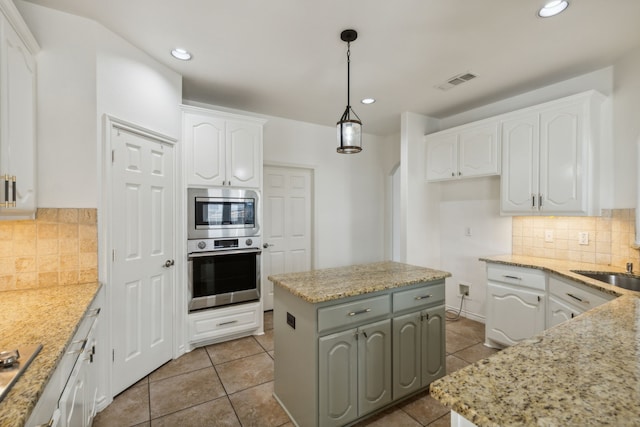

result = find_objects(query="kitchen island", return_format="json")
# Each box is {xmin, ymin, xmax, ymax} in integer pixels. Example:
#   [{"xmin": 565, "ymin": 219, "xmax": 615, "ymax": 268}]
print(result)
[
  {"xmin": 430, "ymin": 255, "xmax": 640, "ymax": 426},
  {"xmin": 269, "ymin": 261, "xmax": 451, "ymax": 427},
  {"xmin": 0, "ymin": 282, "xmax": 102, "ymax": 426}
]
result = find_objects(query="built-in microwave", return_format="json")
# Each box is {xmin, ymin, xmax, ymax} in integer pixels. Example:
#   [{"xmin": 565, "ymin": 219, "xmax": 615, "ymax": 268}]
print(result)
[{"xmin": 187, "ymin": 187, "xmax": 260, "ymax": 239}]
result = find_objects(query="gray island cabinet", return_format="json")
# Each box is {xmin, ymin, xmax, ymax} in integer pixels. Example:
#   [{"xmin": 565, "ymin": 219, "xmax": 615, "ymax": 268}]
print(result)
[{"xmin": 268, "ymin": 261, "xmax": 451, "ymax": 427}]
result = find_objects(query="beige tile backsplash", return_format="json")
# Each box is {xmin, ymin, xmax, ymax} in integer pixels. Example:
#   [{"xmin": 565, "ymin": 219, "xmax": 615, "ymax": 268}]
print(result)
[
  {"xmin": 512, "ymin": 209, "xmax": 639, "ymax": 269},
  {"xmin": 0, "ymin": 208, "xmax": 98, "ymax": 291}
]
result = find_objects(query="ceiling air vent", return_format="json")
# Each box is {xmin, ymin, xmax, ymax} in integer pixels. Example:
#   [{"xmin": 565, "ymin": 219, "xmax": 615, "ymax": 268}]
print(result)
[{"xmin": 436, "ymin": 72, "xmax": 477, "ymax": 91}]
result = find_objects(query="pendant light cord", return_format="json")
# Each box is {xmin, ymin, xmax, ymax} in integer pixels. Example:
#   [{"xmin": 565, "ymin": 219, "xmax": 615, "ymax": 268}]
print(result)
[{"xmin": 346, "ymin": 41, "xmax": 351, "ymax": 109}]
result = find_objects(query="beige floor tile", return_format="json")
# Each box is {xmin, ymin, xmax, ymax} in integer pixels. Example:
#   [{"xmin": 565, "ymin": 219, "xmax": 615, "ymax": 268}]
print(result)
[
  {"xmin": 446, "ymin": 318, "xmax": 485, "ymax": 342},
  {"xmin": 132, "ymin": 423, "xmax": 151, "ymax": 427},
  {"xmin": 455, "ymin": 343, "xmax": 499, "ymax": 364},
  {"xmin": 149, "ymin": 347, "xmax": 212, "ymax": 382},
  {"xmin": 429, "ymin": 412, "xmax": 451, "ymax": 427},
  {"xmin": 93, "ymin": 383, "xmax": 150, "ymax": 427},
  {"xmin": 400, "ymin": 391, "xmax": 449, "ymax": 425},
  {"xmin": 446, "ymin": 354, "xmax": 470, "ymax": 375},
  {"xmin": 228, "ymin": 381, "xmax": 290, "ymax": 427},
  {"xmin": 150, "ymin": 396, "xmax": 240, "ymax": 427},
  {"xmin": 216, "ymin": 352, "xmax": 274, "ymax": 394},
  {"xmin": 254, "ymin": 329, "xmax": 274, "ymax": 351},
  {"xmin": 206, "ymin": 336, "xmax": 265, "ymax": 365},
  {"xmin": 355, "ymin": 407, "xmax": 421, "ymax": 426},
  {"xmin": 264, "ymin": 310, "xmax": 273, "ymax": 330},
  {"xmin": 149, "ymin": 367, "xmax": 226, "ymax": 419},
  {"xmin": 446, "ymin": 329, "xmax": 478, "ymax": 354}
]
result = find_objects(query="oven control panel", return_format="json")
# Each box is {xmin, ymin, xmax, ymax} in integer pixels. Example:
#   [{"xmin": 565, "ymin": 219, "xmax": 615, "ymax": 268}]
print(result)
[{"xmin": 188, "ymin": 236, "xmax": 261, "ymax": 254}]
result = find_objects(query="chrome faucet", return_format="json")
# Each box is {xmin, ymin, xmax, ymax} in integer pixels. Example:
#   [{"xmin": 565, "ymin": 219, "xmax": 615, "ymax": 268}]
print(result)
[{"xmin": 626, "ymin": 262, "xmax": 633, "ymax": 274}]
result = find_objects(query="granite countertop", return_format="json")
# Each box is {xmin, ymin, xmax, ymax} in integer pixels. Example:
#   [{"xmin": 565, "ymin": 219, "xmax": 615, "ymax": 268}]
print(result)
[
  {"xmin": 268, "ymin": 261, "xmax": 451, "ymax": 303},
  {"xmin": 430, "ymin": 255, "xmax": 640, "ymax": 426},
  {"xmin": 0, "ymin": 282, "xmax": 102, "ymax": 427}
]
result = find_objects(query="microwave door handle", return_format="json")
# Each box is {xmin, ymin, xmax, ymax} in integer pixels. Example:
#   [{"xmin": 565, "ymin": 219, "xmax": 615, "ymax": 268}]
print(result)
[{"xmin": 188, "ymin": 249, "xmax": 262, "ymax": 258}]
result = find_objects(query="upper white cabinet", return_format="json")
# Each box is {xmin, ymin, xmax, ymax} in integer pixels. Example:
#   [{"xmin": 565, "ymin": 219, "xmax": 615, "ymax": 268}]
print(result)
[
  {"xmin": 182, "ymin": 105, "xmax": 266, "ymax": 188},
  {"xmin": 425, "ymin": 121, "xmax": 500, "ymax": 181},
  {"xmin": 500, "ymin": 91, "xmax": 605, "ymax": 215},
  {"xmin": 0, "ymin": 1, "xmax": 39, "ymax": 219}
]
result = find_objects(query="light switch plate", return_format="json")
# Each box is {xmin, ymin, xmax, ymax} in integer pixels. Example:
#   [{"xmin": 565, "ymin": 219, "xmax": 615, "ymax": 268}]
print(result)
[{"xmin": 578, "ymin": 232, "xmax": 589, "ymax": 245}]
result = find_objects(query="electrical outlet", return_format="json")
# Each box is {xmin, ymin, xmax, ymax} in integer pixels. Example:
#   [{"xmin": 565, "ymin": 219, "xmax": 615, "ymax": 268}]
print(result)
[
  {"xmin": 459, "ymin": 283, "xmax": 470, "ymax": 297},
  {"xmin": 578, "ymin": 231, "xmax": 589, "ymax": 245},
  {"xmin": 544, "ymin": 229, "xmax": 554, "ymax": 243}
]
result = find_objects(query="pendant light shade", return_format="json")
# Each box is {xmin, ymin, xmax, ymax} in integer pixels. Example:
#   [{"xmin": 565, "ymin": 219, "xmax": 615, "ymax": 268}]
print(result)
[{"xmin": 337, "ymin": 29, "xmax": 362, "ymax": 154}]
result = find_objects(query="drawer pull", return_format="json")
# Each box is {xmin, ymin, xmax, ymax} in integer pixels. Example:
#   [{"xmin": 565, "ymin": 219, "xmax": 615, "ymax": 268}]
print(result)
[
  {"xmin": 348, "ymin": 308, "xmax": 372, "ymax": 317},
  {"xmin": 566, "ymin": 293, "xmax": 589, "ymax": 305},
  {"xmin": 503, "ymin": 275, "xmax": 522, "ymax": 280},
  {"xmin": 217, "ymin": 320, "xmax": 238, "ymax": 326},
  {"xmin": 414, "ymin": 294, "xmax": 433, "ymax": 301},
  {"xmin": 88, "ymin": 308, "xmax": 101, "ymax": 317}
]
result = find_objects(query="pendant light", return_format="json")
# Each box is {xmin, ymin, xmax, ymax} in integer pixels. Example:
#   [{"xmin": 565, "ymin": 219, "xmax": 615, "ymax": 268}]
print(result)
[{"xmin": 336, "ymin": 29, "xmax": 362, "ymax": 154}]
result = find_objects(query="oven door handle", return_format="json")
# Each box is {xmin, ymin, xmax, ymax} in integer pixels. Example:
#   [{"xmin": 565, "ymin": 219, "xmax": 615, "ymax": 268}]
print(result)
[{"xmin": 188, "ymin": 248, "xmax": 262, "ymax": 258}]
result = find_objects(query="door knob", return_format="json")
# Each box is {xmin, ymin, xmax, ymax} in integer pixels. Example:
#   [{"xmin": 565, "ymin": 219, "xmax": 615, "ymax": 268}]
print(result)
[
  {"xmin": 163, "ymin": 259, "xmax": 175, "ymax": 268},
  {"xmin": 263, "ymin": 243, "xmax": 273, "ymax": 249}
]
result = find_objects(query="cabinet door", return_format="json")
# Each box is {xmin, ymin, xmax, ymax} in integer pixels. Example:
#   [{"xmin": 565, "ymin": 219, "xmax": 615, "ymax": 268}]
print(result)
[
  {"xmin": 548, "ymin": 295, "xmax": 581, "ymax": 328},
  {"xmin": 459, "ymin": 123, "xmax": 499, "ymax": 178},
  {"xmin": 183, "ymin": 113, "xmax": 226, "ymax": 186},
  {"xmin": 392, "ymin": 312, "xmax": 421, "ymax": 399},
  {"xmin": 358, "ymin": 319, "xmax": 391, "ymax": 416},
  {"xmin": 425, "ymin": 133, "xmax": 458, "ymax": 181},
  {"xmin": 319, "ymin": 329, "xmax": 358, "ymax": 427},
  {"xmin": 59, "ymin": 351, "xmax": 88, "ymax": 427},
  {"xmin": 226, "ymin": 120, "xmax": 261, "ymax": 187},
  {"xmin": 421, "ymin": 305, "xmax": 445, "ymax": 385},
  {"xmin": 500, "ymin": 113, "xmax": 540, "ymax": 214},
  {"xmin": 0, "ymin": 16, "xmax": 36, "ymax": 217},
  {"xmin": 539, "ymin": 102, "xmax": 587, "ymax": 214},
  {"xmin": 486, "ymin": 282, "xmax": 545, "ymax": 347}
]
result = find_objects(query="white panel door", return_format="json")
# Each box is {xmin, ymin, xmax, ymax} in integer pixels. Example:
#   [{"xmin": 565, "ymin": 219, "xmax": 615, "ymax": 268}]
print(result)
[
  {"xmin": 262, "ymin": 166, "xmax": 312, "ymax": 310},
  {"xmin": 111, "ymin": 126, "xmax": 174, "ymax": 395}
]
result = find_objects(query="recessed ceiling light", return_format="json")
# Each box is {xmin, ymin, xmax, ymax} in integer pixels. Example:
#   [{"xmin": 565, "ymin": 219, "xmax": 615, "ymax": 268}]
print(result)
[
  {"xmin": 538, "ymin": 0, "xmax": 569, "ymax": 18},
  {"xmin": 361, "ymin": 98, "xmax": 376, "ymax": 105},
  {"xmin": 171, "ymin": 48, "xmax": 192, "ymax": 61}
]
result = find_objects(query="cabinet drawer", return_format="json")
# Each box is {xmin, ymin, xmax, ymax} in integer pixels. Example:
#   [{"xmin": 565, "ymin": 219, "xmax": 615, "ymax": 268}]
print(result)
[
  {"xmin": 487, "ymin": 264, "xmax": 545, "ymax": 290},
  {"xmin": 393, "ymin": 282, "xmax": 444, "ymax": 313},
  {"xmin": 189, "ymin": 303, "xmax": 260, "ymax": 344},
  {"xmin": 548, "ymin": 275, "xmax": 613, "ymax": 312},
  {"xmin": 318, "ymin": 295, "xmax": 390, "ymax": 334}
]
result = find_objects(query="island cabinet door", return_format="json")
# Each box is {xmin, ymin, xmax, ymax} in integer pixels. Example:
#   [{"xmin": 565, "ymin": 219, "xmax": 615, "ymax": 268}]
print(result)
[
  {"xmin": 319, "ymin": 329, "xmax": 358, "ymax": 427},
  {"xmin": 421, "ymin": 305, "xmax": 446, "ymax": 386},
  {"xmin": 358, "ymin": 319, "xmax": 392, "ymax": 416},
  {"xmin": 392, "ymin": 312, "xmax": 422, "ymax": 399}
]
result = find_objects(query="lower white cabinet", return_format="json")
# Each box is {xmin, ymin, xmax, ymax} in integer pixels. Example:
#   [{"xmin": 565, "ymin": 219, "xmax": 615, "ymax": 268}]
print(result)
[
  {"xmin": 547, "ymin": 274, "xmax": 614, "ymax": 328},
  {"xmin": 27, "ymin": 299, "xmax": 102, "ymax": 427},
  {"xmin": 485, "ymin": 265, "xmax": 546, "ymax": 348},
  {"xmin": 548, "ymin": 295, "xmax": 581, "ymax": 328},
  {"xmin": 318, "ymin": 319, "xmax": 391, "ymax": 426},
  {"xmin": 274, "ymin": 280, "xmax": 445, "ymax": 427},
  {"xmin": 188, "ymin": 301, "xmax": 262, "ymax": 345}
]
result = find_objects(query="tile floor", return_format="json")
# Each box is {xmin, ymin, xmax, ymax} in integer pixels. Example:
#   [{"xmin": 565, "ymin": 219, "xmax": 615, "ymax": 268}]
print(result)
[{"xmin": 93, "ymin": 312, "xmax": 497, "ymax": 427}]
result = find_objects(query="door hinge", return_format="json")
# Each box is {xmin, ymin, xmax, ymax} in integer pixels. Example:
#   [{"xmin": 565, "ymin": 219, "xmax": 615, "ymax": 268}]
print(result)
[
  {"xmin": 111, "ymin": 149, "xmax": 115, "ymax": 163},
  {"xmin": 112, "ymin": 349, "xmax": 115, "ymax": 362},
  {"xmin": 112, "ymin": 249, "xmax": 115, "ymax": 262}
]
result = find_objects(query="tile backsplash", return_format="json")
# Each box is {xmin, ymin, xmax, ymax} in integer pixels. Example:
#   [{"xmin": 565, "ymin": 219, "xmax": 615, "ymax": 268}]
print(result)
[
  {"xmin": 512, "ymin": 209, "xmax": 639, "ymax": 268},
  {"xmin": 0, "ymin": 208, "xmax": 98, "ymax": 291}
]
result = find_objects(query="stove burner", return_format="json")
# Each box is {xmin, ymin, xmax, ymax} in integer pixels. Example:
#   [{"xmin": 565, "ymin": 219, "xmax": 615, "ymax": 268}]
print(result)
[{"xmin": 0, "ymin": 350, "xmax": 19, "ymax": 368}]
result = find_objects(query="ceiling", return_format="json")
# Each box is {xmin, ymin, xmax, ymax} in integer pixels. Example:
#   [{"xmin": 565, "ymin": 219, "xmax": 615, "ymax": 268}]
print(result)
[{"xmin": 22, "ymin": 0, "xmax": 640, "ymax": 136}]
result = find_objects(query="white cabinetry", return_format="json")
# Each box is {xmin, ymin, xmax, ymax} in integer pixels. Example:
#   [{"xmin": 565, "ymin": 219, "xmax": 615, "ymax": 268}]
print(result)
[
  {"xmin": 26, "ymin": 299, "xmax": 102, "ymax": 427},
  {"xmin": 500, "ymin": 91, "xmax": 605, "ymax": 215},
  {"xmin": 425, "ymin": 121, "xmax": 499, "ymax": 181},
  {"xmin": 547, "ymin": 274, "xmax": 614, "ymax": 328},
  {"xmin": 0, "ymin": 0, "xmax": 38, "ymax": 219},
  {"xmin": 485, "ymin": 264, "xmax": 546, "ymax": 348},
  {"xmin": 182, "ymin": 106, "xmax": 266, "ymax": 188},
  {"xmin": 188, "ymin": 301, "xmax": 262, "ymax": 345}
]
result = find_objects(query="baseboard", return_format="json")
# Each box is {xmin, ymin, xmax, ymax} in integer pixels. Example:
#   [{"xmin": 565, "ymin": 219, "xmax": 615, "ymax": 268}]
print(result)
[{"xmin": 445, "ymin": 304, "xmax": 485, "ymax": 324}]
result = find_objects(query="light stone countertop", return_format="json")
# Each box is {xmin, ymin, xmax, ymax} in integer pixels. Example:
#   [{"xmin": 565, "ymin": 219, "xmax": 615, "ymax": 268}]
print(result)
[
  {"xmin": 0, "ymin": 282, "xmax": 102, "ymax": 427},
  {"xmin": 268, "ymin": 261, "xmax": 451, "ymax": 303},
  {"xmin": 430, "ymin": 255, "xmax": 640, "ymax": 426}
]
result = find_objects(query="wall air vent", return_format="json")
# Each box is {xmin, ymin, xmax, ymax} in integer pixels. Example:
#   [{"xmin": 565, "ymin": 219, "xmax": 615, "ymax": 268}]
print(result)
[{"xmin": 435, "ymin": 72, "xmax": 477, "ymax": 91}]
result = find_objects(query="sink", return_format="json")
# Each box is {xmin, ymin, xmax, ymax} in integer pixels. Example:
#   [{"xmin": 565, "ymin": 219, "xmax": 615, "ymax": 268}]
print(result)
[{"xmin": 571, "ymin": 270, "xmax": 640, "ymax": 292}]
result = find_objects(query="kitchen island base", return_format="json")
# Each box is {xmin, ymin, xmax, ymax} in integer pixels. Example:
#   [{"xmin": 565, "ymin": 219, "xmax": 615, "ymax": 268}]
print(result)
[{"xmin": 270, "ymin": 261, "xmax": 451, "ymax": 427}]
